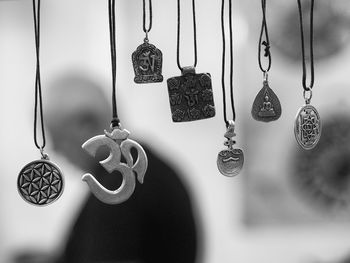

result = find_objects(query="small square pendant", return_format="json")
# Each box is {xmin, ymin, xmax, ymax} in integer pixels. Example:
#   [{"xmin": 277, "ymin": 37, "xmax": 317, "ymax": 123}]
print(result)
[
  {"xmin": 167, "ymin": 67, "xmax": 215, "ymax": 122},
  {"xmin": 132, "ymin": 42, "xmax": 163, "ymax": 83}
]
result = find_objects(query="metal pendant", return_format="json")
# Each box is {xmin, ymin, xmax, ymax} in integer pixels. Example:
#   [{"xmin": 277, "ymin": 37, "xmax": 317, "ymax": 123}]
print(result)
[
  {"xmin": 251, "ymin": 80, "xmax": 281, "ymax": 122},
  {"xmin": 82, "ymin": 127, "xmax": 148, "ymax": 205},
  {"xmin": 132, "ymin": 40, "xmax": 163, "ymax": 84},
  {"xmin": 294, "ymin": 104, "xmax": 321, "ymax": 150},
  {"xmin": 17, "ymin": 157, "xmax": 64, "ymax": 206},
  {"xmin": 167, "ymin": 66, "xmax": 215, "ymax": 122},
  {"xmin": 217, "ymin": 121, "xmax": 244, "ymax": 177}
]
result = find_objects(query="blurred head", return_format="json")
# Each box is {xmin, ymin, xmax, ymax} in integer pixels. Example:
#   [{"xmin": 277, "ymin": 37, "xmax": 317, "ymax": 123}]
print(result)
[{"xmin": 45, "ymin": 73, "xmax": 110, "ymax": 171}]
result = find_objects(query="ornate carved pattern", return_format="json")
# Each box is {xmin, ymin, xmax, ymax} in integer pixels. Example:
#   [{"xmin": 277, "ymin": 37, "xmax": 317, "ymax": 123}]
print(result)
[
  {"xmin": 294, "ymin": 104, "xmax": 321, "ymax": 150},
  {"xmin": 167, "ymin": 72, "xmax": 215, "ymax": 122},
  {"xmin": 132, "ymin": 42, "xmax": 163, "ymax": 83},
  {"xmin": 17, "ymin": 160, "xmax": 64, "ymax": 206}
]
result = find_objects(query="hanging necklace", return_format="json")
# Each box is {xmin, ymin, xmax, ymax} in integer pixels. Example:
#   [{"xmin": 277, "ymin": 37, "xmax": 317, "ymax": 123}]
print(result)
[
  {"xmin": 294, "ymin": 0, "xmax": 321, "ymax": 150},
  {"xmin": 81, "ymin": 0, "xmax": 148, "ymax": 205},
  {"xmin": 167, "ymin": 0, "xmax": 215, "ymax": 122},
  {"xmin": 132, "ymin": 0, "xmax": 163, "ymax": 84},
  {"xmin": 17, "ymin": 0, "xmax": 64, "ymax": 206},
  {"xmin": 217, "ymin": 0, "xmax": 244, "ymax": 177},
  {"xmin": 251, "ymin": 0, "xmax": 281, "ymax": 122}
]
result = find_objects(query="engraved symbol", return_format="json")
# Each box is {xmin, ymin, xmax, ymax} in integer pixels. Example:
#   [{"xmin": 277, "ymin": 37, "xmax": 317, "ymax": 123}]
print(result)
[
  {"xmin": 170, "ymin": 93, "xmax": 182, "ymax": 105},
  {"xmin": 202, "ymin": 89, "xmax": 213, "ymax": 101},
  {"xmin": 301, "ymin": 109, "xmax": 319, "ymax": 142},
  {"xmin": 185, "ymin": 88, "xmax": 199, "ymax": 107},
  {"xmin": 17, "ymin": 160, "xmax": 64, "ymax": 206},
  {"xmin": 251, "ymin": 81, "xmax": 281, "ymax": 122},
  {"xmin": 188, "ymin": 108, "xmax": 200, "ymax": 120},
  {"xmin": 132, "ymin": 42, "xmax": 163, "ymax": 83},
  {"xmin": 172, "ymin": 109, "xmax": 185, "ymax": 121},
  {"xmin": 203, "ymin": 104, "xmax": 215, "ymax": 118},
  {"xmin": 294, "ymin": 104, "xmax": 321, "ymax": 150},
  {"xmin": 139, "ymin": 51, "xmax": 156, "ymax": 72},
  {"xmin": 258, "ymin": 91, "xmax": 276, "ymax": 117},
  {"xmin": 82, "ymin": 128, "xmax": 148, "ymax": 204},
  {"xmin": 168, "ymin": 78, "xmax": 180, "ymax": 90},
  {"xmin": 217, "ymin": 148, "xmax": 244, "ymax": 177}
]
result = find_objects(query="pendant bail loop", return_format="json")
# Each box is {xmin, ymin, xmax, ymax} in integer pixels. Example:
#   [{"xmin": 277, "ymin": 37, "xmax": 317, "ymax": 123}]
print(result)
[
  {"xmin": 303, "ymin": 89, "xmax": 312, "ymax": 104},
  {"xmin": 39, "ymin": 147, "xmax": 49, "ymax": 160},
  {"xmin": 144, "ymin": 30, "xmax": 149, "ymax": 43},
  {"xmin": 110, "ymin": 120, "xmax": 121, "ymax": 131},
  {"xmin": 224, "ymin": 120, "xmax": 236, "ymax": 139},
  {"xmin": 181, "ymin": 66, "xmax": 196, "ymax": 75},
  {"xmin": 263, "ymin": 70, "xmax": 268, "ymax": 82}
]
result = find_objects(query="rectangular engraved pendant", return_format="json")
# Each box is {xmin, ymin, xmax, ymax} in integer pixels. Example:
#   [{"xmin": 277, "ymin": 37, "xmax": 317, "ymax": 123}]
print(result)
[
  {"xmin": 132, "ymin": 41, "xmax": 163, "ymax": 84},
  {"xmin": 167, "ymin": 67, "xmax": 215, "ymax": 122}
]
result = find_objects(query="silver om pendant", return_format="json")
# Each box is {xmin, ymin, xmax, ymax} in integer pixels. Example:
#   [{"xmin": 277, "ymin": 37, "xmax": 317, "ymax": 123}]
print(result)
[
  {"xmin": 294, "ymin": 103, "xmax": 321, "ymax": 150},
  {"xmin": 251, "ymin": 80, "xmax": 281, "ymax": 122},
  {"xmin": 167, "ymin": 66, "xmax": 215, "ymax": 122},
  {"xmin": 17, "ymin": 154, "xmax": 64, "ymax": 206},
  {"xmin": 82, "ymin": 126, "xmax": 148, "ymax": 205},
  {"xmin": 217, "ymin": 121, "xmax": 244, "ymax": 177},
  {"xmin": 132, "ymin": 39, "xmax": 163, "ymax": 84}
]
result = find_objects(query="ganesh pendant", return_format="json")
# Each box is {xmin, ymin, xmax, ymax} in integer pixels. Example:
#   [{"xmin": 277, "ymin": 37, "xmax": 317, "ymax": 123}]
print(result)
[
  {"xmin": 251, "ymin": 80, "xmax": 281, "ymax": 122},
  {"xmin": 82, "ymin": 126, "xmax": 148, "ymax": 205},
  {"xmin": 167, "ymin": 66, "xmax": 215, "ymax": 122},
  {"xmin": 132, "ymin": 40, "xmax": 163, "ymax": 84},
  {"xmin": 294, "ymin": 103, "xmax": 321, "ymax": 150},
  {"xmin": 17, "ymin": 156, "xmax": 64, "ymax": 206},
  {"xmin": 217, "ymin": 121, "xmax": 244, "ymax": 177}
]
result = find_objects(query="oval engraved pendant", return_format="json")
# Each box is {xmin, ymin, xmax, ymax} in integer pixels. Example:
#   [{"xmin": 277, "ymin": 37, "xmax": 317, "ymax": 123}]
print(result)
[
  {"xmin": 17, "ymin": 159, "xmax": 64, "ymax": 206},
  {"xmin": 132, "ymin": 41, "xmax": 163, "ymax": 84},
  {"xmin": 294, "ymin": 104, "xmax": 321, "ymax": 150},
  {"xmin": 217, "ymin": 148, "xmax": 244, "ymax": 177},
  {"xmin": 251, "ymin": 81, "xmax": 281, "ymax": 122},
  {"xmin": 82, "ymin": 128, "xmax": 148, "ymax": 205}
]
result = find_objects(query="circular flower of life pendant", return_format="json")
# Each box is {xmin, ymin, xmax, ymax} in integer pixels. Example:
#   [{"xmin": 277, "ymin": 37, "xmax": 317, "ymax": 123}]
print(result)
[{"xmin": 17, "ymin": 159, "xmax": 64, "ymax": 206}]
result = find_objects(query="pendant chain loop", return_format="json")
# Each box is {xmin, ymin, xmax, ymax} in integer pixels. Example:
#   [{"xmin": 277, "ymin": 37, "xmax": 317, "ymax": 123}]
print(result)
[
  {"xmin": 258, "ymin": 0, "xmax": 271, "ymax": 73},
  {"xmin": 32, "ymin": 0, "xmax": 46, "ymax": 150},
  {"xmin": 221, "ymin": 0, "xmax": 235, "ymax": 127},
  {"xmin": 297, "ymin": 0, "xmax": 315, "ymax": 92},
  {"xmin": 108, "ymin": 0, "xmax": 120, "ymax": 128},
  {"xmin": 176, "ymin": 0, "xmax": 198, "ymax": 71}
]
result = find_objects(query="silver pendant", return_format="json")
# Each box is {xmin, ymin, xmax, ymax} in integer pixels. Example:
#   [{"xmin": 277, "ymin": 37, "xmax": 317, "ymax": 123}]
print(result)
[
  {"xmin": 82, "ymin": 126, "xmax": 148, "ymax": 205},
  {"xmin": 294, "ymin": 104, "xmax": 321, "ymax": 150},
  {"xmin": 217, "ymin": 121, "xmax": 244, "ymax": 177},
  {"xmin": 132, "ymin": 40, "xmax": 163, "ymax": 84},
  {"xmin": 251, "ymin": 80, "xmax": 281, "ymax": 122},
  {"xmin": 167, "ymin": 66, "xmax": 215, "ymax": 122},
  {"xmin": 17, "ymin": 156, "xmax": 64, "ymax": 206}
]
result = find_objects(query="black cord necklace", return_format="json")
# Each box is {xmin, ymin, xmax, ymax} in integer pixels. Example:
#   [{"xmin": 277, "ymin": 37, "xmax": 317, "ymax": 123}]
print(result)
[
  {"xmin": 17, "ymin": 0, "xmax": 64, "ymax": 206},
  {"xmin": 132, "ymin": 0, "xmax": 163, "ymax": 84},
  {"xmin": 294, "ymin": 0, "xmax": 321, "ymax": 150},
  {"xmin": 166, "ymin": 0, "xmax": 215, "ymax": 122},
  {"xmin": 217, "ymin": 0, "xmax": 244, "ymax": 177},
  {"xmin": 251, "ymin": 0, "xmax": 281, "ymax": 122},
  {"xmin": 81, "ymin": 0, "xmax": 148, "ymax": 205}
]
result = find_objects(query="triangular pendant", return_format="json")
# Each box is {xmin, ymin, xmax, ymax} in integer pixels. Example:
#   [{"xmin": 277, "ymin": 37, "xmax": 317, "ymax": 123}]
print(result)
[{"xmin": 251, "ymin": 81, "xmax": 281, "ymax": 122}]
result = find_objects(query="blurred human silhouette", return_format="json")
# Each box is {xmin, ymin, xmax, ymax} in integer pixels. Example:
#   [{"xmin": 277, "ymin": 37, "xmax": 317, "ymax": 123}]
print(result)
[{"xmin": 43, "ymin": 73, "xmax": 198, "ymax": 263}]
